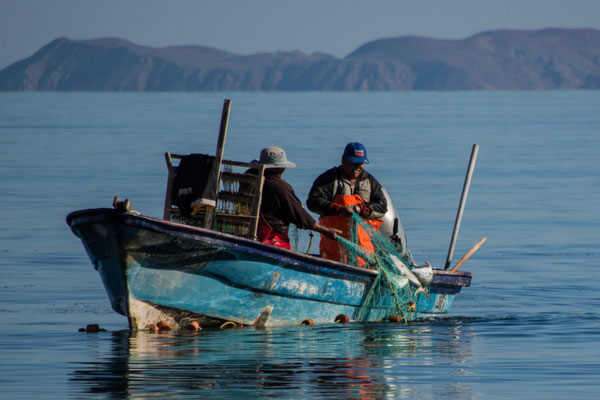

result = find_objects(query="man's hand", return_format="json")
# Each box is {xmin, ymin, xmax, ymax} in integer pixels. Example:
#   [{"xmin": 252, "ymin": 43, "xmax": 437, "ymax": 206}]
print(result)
[
  {"xmin": 313, "ymin": 223, "xmax": 343, "ymax": 240},
  {"xmin": 357, "ymin": 203, "xmax": 371, "ymax": 218},
  {"xmin": 322, "ymin": 227, "xmax": 342, "ymax": 240},
  {"xmin": 339, "ymin": 205, "xmax": 360, "ymax": 217}
]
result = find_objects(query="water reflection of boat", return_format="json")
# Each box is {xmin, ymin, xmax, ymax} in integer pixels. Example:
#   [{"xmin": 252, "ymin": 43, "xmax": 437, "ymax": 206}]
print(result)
[
  {"xmin": 66, "ymin": 100, "xmax": 472, "ymax": 330},
  {"xmin": 69, "ymin": 322, "xmax": 475, "ymax": 399}
]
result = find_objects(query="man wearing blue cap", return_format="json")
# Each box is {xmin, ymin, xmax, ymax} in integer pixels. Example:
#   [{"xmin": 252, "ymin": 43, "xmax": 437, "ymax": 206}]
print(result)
[{"xmin": 306, "ymin": 142, "xmax": 387, "ymax": 263}]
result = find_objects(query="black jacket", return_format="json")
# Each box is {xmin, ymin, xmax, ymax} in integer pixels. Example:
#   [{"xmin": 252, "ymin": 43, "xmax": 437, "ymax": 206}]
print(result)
[
  {"xmin": 306, "ymin": 167, "xmax": 387, "ymax": 218},
  {"xmin": 261, "ymin": 175, "xmax": 316, "ymax": 235}
]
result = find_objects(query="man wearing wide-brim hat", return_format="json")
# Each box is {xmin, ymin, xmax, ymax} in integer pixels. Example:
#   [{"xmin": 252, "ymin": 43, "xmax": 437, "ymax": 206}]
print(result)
[{"xmin": 251, "ymin": 147, "xmax": 340, "ymax": 250}]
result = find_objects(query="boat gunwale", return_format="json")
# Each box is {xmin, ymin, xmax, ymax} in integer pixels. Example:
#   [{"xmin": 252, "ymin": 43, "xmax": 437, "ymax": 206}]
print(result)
[
  {"xmin": 67, "ymin": 208, "xmax": 472, "ymax": 283},
  {"xmin": 67, "ymin": 208, "xmax": 380, "ymax": 280}
]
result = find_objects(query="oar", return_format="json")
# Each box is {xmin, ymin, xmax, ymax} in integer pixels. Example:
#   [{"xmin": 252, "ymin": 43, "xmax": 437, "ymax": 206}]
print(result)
[
  {"xmin": 444, "ymin": 144, "xmax": 479, "ymax": 269},
  {"xmin": 451, "ymin": 236, "xmax": 486, "ymax": 272}
]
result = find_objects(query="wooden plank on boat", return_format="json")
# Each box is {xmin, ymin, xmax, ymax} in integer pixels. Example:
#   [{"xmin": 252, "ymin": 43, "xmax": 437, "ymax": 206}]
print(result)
[
  {"xmin": 163, "ymin": 152, "xmax": 175, "ymax": 220},
  {"xmin": 206, "ymin": 99, "xmax": 232, "ymax": 229},
  {"xmin": 249, "ymin": 164, "xmax": 265, "ymax": 239}
]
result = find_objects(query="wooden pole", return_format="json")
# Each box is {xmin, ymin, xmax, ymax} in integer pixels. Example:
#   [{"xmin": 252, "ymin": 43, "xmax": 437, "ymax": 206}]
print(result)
[
  {"xmin": 444, "ymin": 144, "xmax": 479, "ymax": 269},
  {"xmin": 451, "ymin": 236, "xmax": 486, "ymax": 272},
  {"xmin": 163, "ymin": 152, "xmax": 174, "ymax": 220},
  {"xmin": 205, "ymin": 99, "xmax": 231, "ymax": 229},
  {"xmin": 248, "ymin": 164, "xmax": 266, "ymax": 240},
  {"xmin": 214, "ymin": 99, "xmax": 231, "ymax": 170}
]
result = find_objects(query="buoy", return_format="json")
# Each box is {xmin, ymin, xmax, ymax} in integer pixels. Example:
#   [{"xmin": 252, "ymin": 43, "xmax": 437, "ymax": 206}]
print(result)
[
  {"xmin": 301, "ymin": 318, "xmax": 314, "ymax": 325},
  {"xmin": 146, "ymin": 323, "xmax": 158, "ymax": 333},
  {"xmin": 187, "ymin": 321, "xmax": 201, "ymax": 331},
  {"xmin": 86, "ymin": 324, "xmax": 100, "ymax": 333},
  {"xmin": 157, "ymin": 321, "xmax": 171, "ymax": 331},
  {"xmin": 334, "ymin": 314, "xmax": 350, "ymax": 324},
  {"xmin": 389, "ymin": 315, "xmax": 400, "ymax": 323}
]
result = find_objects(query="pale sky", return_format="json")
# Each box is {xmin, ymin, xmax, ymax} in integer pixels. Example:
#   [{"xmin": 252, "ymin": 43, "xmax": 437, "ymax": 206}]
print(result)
[{"xmin": 1, "ymin": 0, "xmax": 599, "ymax": 69}]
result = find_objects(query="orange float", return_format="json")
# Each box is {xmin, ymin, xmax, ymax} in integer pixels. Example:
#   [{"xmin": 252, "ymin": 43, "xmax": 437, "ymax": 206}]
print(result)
[
  {"xmin": 157, "ymin": 321, "xmax": 171, "ymax": 331},
  {"xmin": 335, "ymin": 314, "xmax": 350, "ymax": 323},
  {"xmin": 187, "ymin": 321, "xmax": 201, "ymax": 331}
]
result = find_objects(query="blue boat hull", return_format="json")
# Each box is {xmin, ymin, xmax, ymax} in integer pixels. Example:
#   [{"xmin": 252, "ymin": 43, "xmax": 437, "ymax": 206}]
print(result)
[{"xmin": 67, "ymin": 208, "xmax": 471, "ymax": 329}]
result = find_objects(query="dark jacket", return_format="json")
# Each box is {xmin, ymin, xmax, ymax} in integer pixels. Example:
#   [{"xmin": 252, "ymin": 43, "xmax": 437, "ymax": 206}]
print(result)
[
  {"xmin": 306, "ymin": 167, "xmax": 387, "ymax": 219},
  {"xmin": 261, "ymin": 175, "xmax": 316, "ymax": 235}
]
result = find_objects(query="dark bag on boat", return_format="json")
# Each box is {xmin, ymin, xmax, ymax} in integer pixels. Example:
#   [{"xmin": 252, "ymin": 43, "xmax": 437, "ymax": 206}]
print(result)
[{"xmin": 171, "ymin": 154, "xmax": 219, "ymax": 217}]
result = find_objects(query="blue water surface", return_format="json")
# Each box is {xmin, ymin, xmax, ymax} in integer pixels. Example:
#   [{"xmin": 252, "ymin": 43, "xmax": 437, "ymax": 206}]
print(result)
[{"xmin": 0, "ymin": 91, "xmax": 599, "ymax": 399}]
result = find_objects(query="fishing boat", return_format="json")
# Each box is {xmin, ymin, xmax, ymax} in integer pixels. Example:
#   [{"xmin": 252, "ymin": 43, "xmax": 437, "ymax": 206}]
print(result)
[{"xmin": 66, "ymin": 100, "xmax": 474, "ymax": 330}]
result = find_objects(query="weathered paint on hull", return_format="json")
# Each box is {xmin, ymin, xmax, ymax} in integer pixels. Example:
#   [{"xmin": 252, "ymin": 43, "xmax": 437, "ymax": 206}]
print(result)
[
  {"xmin": 125, "ymin": 256, "xmax": 366, "ymax": 327},
  {"xmin": 67, "ymin": 209, "xmax": 471, "ymax": 329},
  {"xmin": 416, "ymin": 292, "xmax": 455, "ymax": 316}
]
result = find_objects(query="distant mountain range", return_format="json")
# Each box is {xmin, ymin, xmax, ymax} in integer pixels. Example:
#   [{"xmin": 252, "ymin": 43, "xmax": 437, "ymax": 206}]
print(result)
[{"xmin": 1, "ymin": 28, "xmax": 599, "ymax": 91}]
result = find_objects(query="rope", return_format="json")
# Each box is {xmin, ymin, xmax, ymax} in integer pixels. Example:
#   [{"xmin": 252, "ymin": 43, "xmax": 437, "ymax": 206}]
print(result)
[
  {"xmin": 305, "ymin": 232, "xmax": 313, "ymax": 254},
  {"xmin": 220, "ymin": 321, "xmax": 238, "ymax": 329}
]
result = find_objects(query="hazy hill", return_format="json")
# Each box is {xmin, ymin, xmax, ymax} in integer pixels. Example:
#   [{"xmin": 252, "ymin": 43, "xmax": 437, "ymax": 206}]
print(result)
[{"xmin": 1, "ymin": 28, "xmax": 599, "ymax": 91}]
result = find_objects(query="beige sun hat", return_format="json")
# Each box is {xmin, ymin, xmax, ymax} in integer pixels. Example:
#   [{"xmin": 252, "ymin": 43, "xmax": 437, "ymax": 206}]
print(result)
[{"xmin": 251, "ymin": 147, "xmax": 296, "ymax": 168}]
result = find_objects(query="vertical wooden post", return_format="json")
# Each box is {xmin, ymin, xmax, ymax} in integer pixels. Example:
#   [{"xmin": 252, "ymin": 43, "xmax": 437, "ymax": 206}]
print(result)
[
  {"xmin": 249, "ymin": 164, "xmax": 266, "ymax": 239},
  {"xmin": 205, "ymin": 99, "xmax": 231, "ymax": 229},
  {"xmin": 163, "ymin": 152, "xmax": 174, "ymax": 220},
  {"xmin": 214, "ymin": 99, "xmax": 231, "ymax": 172},
  {"xmin": 444, "ymin": 144, "xmax": 479, "ymax": 270}
]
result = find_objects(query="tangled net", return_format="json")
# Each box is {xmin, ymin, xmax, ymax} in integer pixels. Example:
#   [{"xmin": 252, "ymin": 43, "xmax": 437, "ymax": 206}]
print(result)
[{"xmin": 337, "ymin": 213, "xmax": 421, "ymax": 322}]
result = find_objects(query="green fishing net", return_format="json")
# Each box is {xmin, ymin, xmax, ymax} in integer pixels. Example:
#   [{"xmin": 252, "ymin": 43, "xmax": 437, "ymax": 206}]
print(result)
[{"xmin": 338, "ymin": 213, "xmax": 420, "ymax": 322}]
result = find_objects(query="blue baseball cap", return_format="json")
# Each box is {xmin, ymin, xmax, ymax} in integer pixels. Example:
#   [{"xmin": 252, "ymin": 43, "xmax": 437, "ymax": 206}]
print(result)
[{"xmin": 343, "ymin": 142, "xmax": 369, "ymax": 164}]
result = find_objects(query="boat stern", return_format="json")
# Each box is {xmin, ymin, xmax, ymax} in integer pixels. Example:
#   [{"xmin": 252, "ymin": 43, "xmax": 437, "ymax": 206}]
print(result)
[{"xmin": 416, "ymin": 269, "xmax": 472, "ymax": 317}]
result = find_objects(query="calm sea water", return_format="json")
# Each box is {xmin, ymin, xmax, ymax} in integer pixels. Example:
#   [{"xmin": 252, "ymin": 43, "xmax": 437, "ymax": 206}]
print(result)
[{"xmin": 0, "ymin": 91, "xmax": 598, "ymax": 399}]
